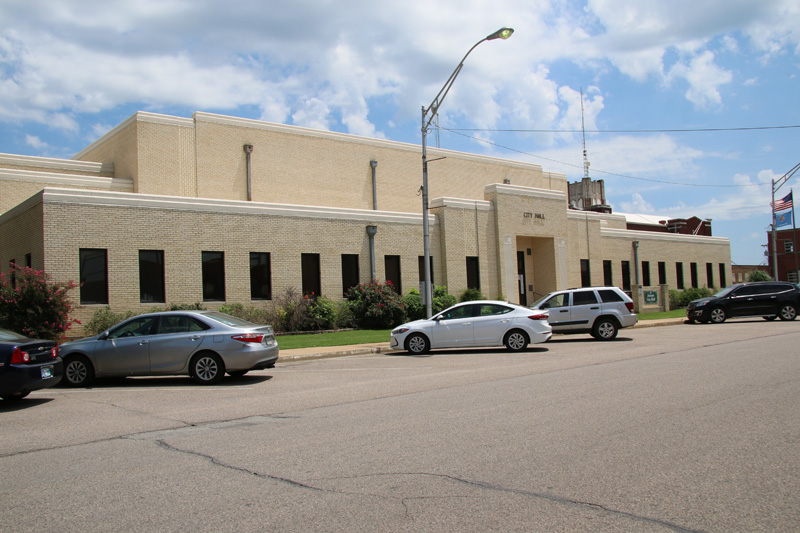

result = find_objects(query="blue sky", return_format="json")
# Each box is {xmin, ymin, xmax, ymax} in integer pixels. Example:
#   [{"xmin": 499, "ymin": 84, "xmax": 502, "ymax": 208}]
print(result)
[{"xmin": 1, "ymin": 0, "xmax": 799, "ymax": 266}]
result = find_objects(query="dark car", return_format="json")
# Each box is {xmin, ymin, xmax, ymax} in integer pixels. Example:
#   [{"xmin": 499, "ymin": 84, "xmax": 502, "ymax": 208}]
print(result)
[
  {"xmin": 0, "ymin": 328, "xmax": 63, "ymax": 401},
  {"xmin": 686, "ymin": 282, "xmax": 800, "ymax": 324}
]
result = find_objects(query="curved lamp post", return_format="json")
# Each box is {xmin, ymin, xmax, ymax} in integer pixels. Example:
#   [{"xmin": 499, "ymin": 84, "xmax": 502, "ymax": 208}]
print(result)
[{"xmin": 420, "ymin": 27, "xmax": 514, "ymax": 317}]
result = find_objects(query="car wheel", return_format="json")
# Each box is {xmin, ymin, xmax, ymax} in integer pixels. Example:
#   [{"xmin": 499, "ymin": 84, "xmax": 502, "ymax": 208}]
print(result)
[
  {"xmin": 504, "ymin": 330, "xmax": 529, "ymax": 352},
  {"xmin": 227, "ymin": 370, "xmax": 248, "ymax": 378},
  {"xmin": 1, "ymin": 391, "xmax": 30, "ymax": 401},
  {"xmin": 709, "ymin": 307, "xmax": 727, "ymax": 324},
  {"xmin": 190, "ymin": 352, "xmax": 225, "ymax": 384},
  {"xmin": 592, "ymin": 318, "xmax": 618, "ymax": 340},
  {"xmin": 405, "ymin": 333, "xmax": 430, "ymax": 354},
  {"xmin": 778, "ymin": 304, "xmax": 797, "ymax": 321},
  {"xmin": 63, "ymin": 355, "xmax": 95, "ymax": 387}
]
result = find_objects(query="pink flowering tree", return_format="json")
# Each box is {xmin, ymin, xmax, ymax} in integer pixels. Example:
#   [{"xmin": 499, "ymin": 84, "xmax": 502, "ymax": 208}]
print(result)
[{"xmin": 0, "ymin": 265, "xmax": 80, "ymax": 341}]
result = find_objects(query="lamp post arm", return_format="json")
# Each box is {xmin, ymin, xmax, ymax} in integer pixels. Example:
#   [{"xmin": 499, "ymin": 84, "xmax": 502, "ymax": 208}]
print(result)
[{"xmin": 423, "ymin": 39, "xmax": 486, "ymax": 130}]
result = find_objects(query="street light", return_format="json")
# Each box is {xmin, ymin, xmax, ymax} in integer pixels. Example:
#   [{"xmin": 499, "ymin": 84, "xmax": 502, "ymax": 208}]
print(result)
[{"xmin": 420, "ymin": 27, "xmax": 514, "ymax": 317}]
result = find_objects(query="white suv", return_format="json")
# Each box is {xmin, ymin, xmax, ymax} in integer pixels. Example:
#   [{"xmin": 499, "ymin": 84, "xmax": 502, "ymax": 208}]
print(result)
[{"xmin": 530, "ymin": 286, "xmax": 638, "ymax": 340}]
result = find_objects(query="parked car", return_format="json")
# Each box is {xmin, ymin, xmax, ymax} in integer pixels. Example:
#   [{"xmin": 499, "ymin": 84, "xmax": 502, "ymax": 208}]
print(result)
[
  {"xmin": 59, "ymin": 311, "xmax": 279, "ymax": 387},
  {"xmin": 390, "ymin": 300, "xmax": 551, "ymax": 354},
  {"xmin": 529, "ymin": 286, "xmax": 638, "ymax": 340},
  {"xmin": 0, "ymin": 328, "xmax": 63, "ymax": 400},
  {"xmin": 686, "ymin": 281, "xmax": 800, "ymax": 324}
]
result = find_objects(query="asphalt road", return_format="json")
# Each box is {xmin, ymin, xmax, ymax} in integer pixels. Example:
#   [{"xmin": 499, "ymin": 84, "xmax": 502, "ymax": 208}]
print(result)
[{"xmin": 2, "ymin": 320, "xmax": 799, "ymax": 531}]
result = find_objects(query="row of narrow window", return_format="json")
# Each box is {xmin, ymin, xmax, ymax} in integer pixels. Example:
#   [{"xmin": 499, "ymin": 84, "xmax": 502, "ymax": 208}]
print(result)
[
  {"xmin": 78, "ymin": 249, "xmax": 482, "ymax": 305},
  {"xmin": 580, "ymin": 259, "xmax": 728, "ymax": 291}
]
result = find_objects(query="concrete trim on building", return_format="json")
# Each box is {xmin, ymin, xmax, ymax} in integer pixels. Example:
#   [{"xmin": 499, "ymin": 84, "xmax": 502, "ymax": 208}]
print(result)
[
  {"xmin": 601, "ymin": 227, "xmax": 729, "ymax": 245},
  {"xmin": 0, "ymin": 168, "xmax": 132, "ymax": 191},
  {"xmin": 36, "ymin": 187, "xmax": 436, "ymax": 226},
  {"xmin": 0, "ymin": 153, "xmax": 113, "ymax": 175}
]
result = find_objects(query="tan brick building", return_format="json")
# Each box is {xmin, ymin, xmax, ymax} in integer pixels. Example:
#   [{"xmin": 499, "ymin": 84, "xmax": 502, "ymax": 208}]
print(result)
[{"xmin": 0, "ymin": 111, "xmax": 731, "ymax": 333}]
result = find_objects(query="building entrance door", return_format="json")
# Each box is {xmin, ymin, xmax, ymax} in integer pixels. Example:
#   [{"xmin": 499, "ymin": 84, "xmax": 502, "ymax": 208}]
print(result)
[{"xmin": 517, "ymin": 251, "xmax": 527, "ymax": 306}]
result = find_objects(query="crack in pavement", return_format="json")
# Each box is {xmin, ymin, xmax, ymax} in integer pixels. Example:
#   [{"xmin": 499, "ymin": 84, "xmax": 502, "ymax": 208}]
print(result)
[
  {"xmin": 153, "ymin": 439, "xmax": 326, "ymax": 492},
  {"xmin": 146, "ymin": 437, "xmax": 706, "ymax": 533}
]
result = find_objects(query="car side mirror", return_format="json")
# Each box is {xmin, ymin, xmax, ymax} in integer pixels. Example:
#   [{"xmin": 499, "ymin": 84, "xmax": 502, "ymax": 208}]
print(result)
[{"xmin": 99, "ymin": 332, "xmax": 109, "ymax": 341}]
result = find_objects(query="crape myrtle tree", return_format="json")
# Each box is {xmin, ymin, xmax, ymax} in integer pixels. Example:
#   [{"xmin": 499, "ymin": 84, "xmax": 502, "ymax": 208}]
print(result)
[{"xmin": 0, "ymin": 265, "xmax": 79, "ymax": 341}]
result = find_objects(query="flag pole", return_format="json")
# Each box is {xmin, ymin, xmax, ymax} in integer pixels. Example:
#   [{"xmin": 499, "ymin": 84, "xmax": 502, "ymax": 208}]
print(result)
[
  {"xmin": 772, "ymin": 179, "xmax": 778, "ymax": 280},
  {"xmin": 793, "ymin": 189, "xmax": 799, "ymax": 282}
]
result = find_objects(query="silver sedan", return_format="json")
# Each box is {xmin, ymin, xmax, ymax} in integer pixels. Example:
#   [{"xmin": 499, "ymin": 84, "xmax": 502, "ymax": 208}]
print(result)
[{"xmin": 59, "ymin": 311, "xmax": 279, "ymax": 386}]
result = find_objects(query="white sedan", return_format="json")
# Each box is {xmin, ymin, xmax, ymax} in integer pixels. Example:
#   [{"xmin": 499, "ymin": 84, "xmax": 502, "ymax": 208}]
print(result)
[{"xmin": 390, "ymin": 300, "xmax": 551, "ymax": 354}]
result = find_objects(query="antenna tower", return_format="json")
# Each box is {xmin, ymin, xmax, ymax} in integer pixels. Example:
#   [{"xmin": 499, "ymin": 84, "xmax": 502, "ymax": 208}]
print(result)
[{"xmin": 581, "ymin": 88, "xmax": 590, "ymax": 179}]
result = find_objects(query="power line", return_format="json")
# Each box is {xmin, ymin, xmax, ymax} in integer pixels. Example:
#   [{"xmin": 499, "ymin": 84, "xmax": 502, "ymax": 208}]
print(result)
[
  {"xmin": 441, "ymin": 127, "xmax": 758, "ymax": 188},
  {"xmin": 449, "ymin": 125, "xmax": 800, "ymax": 133}
]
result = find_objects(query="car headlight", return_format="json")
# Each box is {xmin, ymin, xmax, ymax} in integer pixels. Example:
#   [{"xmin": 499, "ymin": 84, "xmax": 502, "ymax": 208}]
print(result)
[
  {"xmin": 392, "ymin": 328, "xmax": 409, "ymax": 335},
  {"xmin": 696, "ymin": 301, "xmax": 707, "ymax": 307}
]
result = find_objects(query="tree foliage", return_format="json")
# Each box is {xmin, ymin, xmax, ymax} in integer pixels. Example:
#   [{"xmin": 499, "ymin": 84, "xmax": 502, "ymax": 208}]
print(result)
[{"xmin": 0, "ymin": 265, "xmax": 79, "ymax": 341}]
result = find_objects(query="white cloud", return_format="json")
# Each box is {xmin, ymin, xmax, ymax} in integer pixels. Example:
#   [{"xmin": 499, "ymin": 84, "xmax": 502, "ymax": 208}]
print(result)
[
  {"xmin": 25, "ymin": 134, "xmax": 48, "ymax": 150},
  {"xmin": 667, "ymin": 51, "xmax": 732, "ymax": 109}
]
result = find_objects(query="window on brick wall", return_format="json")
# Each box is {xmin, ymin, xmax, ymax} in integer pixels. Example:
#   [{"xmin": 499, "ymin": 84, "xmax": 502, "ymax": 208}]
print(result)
[
  {"xmin": 719, "ymin": 263, "xmax": 727, "ymax": 288},
  {"xmin": 642, "ymin": 261, "xmax": 651, "ymax": 287},
  {"xmin": 676, "ymin": 262, "xmax": 685, "ymax": 290},
  {"xmin": 139, "ymin": 250, "xmax": 165, "ymax": 303},
  {"xmin": 250, "ymin": 252, "xmax": 272, "ymax": 300},
  {"xmin": 658, "ymin": 261, "xmax": 666, "ymax": 285},
  {"xmin": 580, "ymin": 259, "xmax": 591, "ymax": 287},
  {"xmin": 466, "ymin": 256, "xmax": 480, "ymax": 290},
  {"xmin": 341, "ymin": 254, "xmax": 359, "ymax": 297},
  {"xmin": 603, "ymin": 260, "xmax": 612, "ymax": 286},
  {"xmin": 706, "ymin": 263, "xmax": 714, "ymax": 289},
  {"xmin": 202, "ymin": 251, "xmax": 225, "ymax": 301},
  {"xmin": 690, "ymin": 262, "xmax": 698, "ymax": 289},
  {"xmin": 418, "ymin": 256, "xmax": 433, "ymax": 285},
  {"xmin": 302, "ymin": 253, "xmax": 321, "ymax": 298},
  {"xmin": 80, "ymin": 248, "xmax": 109, "ymax": 304},
  {"xmin": 386, "ymin": 255, "xmax": 402, "ymax": 294},
  {"xmin": 621, "ymin": 261, "xmax": 631, "ymax": 291}
]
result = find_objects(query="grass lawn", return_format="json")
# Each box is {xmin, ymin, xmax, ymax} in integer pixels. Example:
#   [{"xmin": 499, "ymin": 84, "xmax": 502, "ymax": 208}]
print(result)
[
  {"xmin": 637, "ymin": 309, "xmax": 686, "ymax": 320},
  {"xmin": 275, "ymin": 309, "xmax": 685, "ymax": 350},
  {"xmin": 276, "ymin": 329, "xmax": 392, "ymax": 350}
]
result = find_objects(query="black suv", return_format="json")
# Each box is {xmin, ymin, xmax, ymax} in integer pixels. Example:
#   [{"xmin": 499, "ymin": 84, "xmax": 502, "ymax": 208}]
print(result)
[{"xmin": 686, "ymin": 282, "xmax": 800, "ymax": 324}]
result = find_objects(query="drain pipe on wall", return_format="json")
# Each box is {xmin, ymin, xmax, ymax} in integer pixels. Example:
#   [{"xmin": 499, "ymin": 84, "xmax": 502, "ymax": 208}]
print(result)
[
  {"xmin": 367, "ymin": 225, "xmax": 378, "ymax": 281},
  {"xmin": 244, "ymin": 144, "xmax": 254, "ymax": 201},
  {"xmin": 370, "ymin": 160, "xmax": 378, "ymax": 210}
]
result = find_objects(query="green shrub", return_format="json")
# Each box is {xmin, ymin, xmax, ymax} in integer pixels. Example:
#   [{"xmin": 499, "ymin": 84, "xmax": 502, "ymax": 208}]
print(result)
[
  {"xmin": 307, "ymin": 296, "xmax": 336, "ymax": 330},
  {"xmin": 432, "ymin": 285, "xmax": 457, "ymax": 314},
  {"xmin": 333, "ymin": 301, "xmax": 356, "ymax": 329},
  {"xmin": 459, "ymin": 288, "xmax": 485, "ymax": 302},
  {"xmin": 746, "ymin": 269, "xmax": 771, "ymax": 282},
  {"xmin": 85, "ymin": 307, "xmax": 137, "ymax": 335},
  {"xmin": 669, "ymin": 287, "xmax": 715, "ymax": 309},
  {"xmin": 403, "ymin": 288, "xmax": 425, "ymax": 321},
  {"xmin": 0, "ymin": 266, "xmax": 79, "ymax": 341},
  {"xmin": 346, "ymin": 281, "xmax": 407, "ymax": 329}
]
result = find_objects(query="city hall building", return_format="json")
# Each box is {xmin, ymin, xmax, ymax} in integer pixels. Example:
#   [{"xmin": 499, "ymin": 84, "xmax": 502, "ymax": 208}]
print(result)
[{"xmin": 0, "ymin": 111, "xmax": 731, "ymax": 334}]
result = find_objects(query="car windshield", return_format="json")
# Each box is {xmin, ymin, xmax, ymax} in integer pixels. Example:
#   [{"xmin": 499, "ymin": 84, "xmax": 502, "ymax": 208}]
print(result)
[
  {"xmin": 0, "ymin": 328, "xmax": 26, "ymax": 341},
  {"xmin": 201, "ymin": 311, "xmax": 258, "ymax": 328}
]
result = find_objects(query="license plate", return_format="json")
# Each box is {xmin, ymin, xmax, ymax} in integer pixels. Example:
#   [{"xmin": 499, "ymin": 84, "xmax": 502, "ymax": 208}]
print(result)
[{"xmin": 41, "ymin": 366, "xmax": 53, "ymax": 379}]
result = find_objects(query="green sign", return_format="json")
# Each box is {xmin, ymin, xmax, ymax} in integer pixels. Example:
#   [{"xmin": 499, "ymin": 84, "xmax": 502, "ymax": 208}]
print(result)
[{"xmin": 644, "ymin": 290, "xmax": 658, "ymax": 304}]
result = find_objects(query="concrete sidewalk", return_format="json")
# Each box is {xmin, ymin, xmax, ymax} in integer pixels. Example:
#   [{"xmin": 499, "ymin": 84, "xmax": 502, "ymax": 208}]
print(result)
[{"xmin": 277, "ymin": 317, "xmax": 686, "ymax": 362}]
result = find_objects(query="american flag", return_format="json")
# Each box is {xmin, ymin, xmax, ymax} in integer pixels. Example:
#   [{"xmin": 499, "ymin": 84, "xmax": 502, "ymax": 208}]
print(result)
[{"xmin": 772, "ymin": 191, "xmax": 793, "ymax": 212}]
